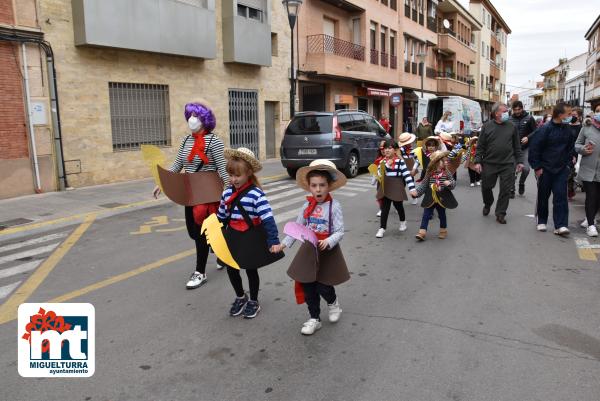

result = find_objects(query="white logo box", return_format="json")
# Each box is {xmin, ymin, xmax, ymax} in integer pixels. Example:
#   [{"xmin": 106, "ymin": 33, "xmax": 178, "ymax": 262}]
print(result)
[{"xmin": 18, "ymin": 303, "xmax": 95, "ymax": 378}]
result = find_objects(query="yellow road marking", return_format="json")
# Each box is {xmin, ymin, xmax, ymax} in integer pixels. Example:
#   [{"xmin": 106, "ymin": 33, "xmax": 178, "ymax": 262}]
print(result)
[
  {"xmin": 0, "ymin": 213, "xmax": 97, "ymax": 325},
  {"xmin": 0, "ymin": 199, "xmax": 161, "ymax": 236},
  {"xmin": 261, "ymin": 173, "xmax": 288, "ymax": 182}
]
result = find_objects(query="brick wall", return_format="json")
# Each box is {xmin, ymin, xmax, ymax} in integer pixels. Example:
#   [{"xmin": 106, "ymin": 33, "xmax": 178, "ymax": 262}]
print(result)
[
  {"xmin": 0, "ymin": 0, "xmax": 14, "ymax": 24},
  {"xmin": 0, "ymin": 42, "xmax": 29, "ymax": 160}
]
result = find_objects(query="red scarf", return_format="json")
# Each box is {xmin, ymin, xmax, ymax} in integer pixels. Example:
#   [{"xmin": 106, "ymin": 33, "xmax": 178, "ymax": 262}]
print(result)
[
  {"xmin": 403, "ymin": 145, "xmax": 412, "ymax": 155},
  {"xmin": 187, "ymin": 130, "xmax": 209, "ymax": 164},
  {"xmin": 303, "ymin": 193, "xmax": 332, "ymax": 219},
  {"xmin": 385, "ymin": 156, "xmax": 398, "ymax": 168},
  {"xmin": 433, "ymin": 171, "xmax": 445, "ymax": 188},
  {"xmin": 224, "ymin": 182, "xmax": 254, "ymax": 207}
]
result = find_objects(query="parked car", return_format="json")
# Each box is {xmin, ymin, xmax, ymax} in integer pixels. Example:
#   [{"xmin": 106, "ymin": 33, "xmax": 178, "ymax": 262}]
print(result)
[{"xmin": 280, "ymin": 110, "xmax": 390, "ymax": 178}]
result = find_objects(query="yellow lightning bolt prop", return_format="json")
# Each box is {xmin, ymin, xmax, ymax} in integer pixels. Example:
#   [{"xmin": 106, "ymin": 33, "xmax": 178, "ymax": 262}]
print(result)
[
  {"xmin": 200, "ymin": 214, "xmax": 240, "ymax": 270},
  {"xmin": 141, "ymin": 144, "xmax": 167, "ymax": 191}
]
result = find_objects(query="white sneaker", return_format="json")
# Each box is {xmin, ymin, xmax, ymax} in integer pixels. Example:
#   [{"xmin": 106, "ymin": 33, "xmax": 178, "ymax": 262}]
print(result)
[
  {"xmin": 411, "ymin": 197, "xmax": 418, "ymax": 205},
  {"xmin": 470, "ymin": 183, "xmax": 475, "ymax": 187},
  {"xmin": 300, "ymin": 318, "xmax": 322, "ymax": 335},
  {"xmin": 554, "ymin": 227, "xmax": 570, "ymax": 236},
  {"xmin": 328, "ymin": 299, "xmax": 342, "ymax": 323},
  {"xmin": 376, "ymin": 210, "xmax": 382, "ymax": 217},
  {"xmin": 580, "ymin": 219, "xmax": 596, "ymax": 228},
  {"xmin": 216, "ymin": 262, "xmax": 224, "ymax": 270},
  {"xmin": 399, "ymin": 221, "xmax": 407, "ymax": 232},
  {"xmin": 536, "ymin": 224, "xmax": 547, "ymax": 232},
  {"xmin": 587, "ymin": 225, "xmax": 599, "ymax": 237},
  {"xmin": 186, "ymin": 272, "xmax": 207, "ymax": 289},
  {"xmin": 476, "ymin": 181, "xmax": 481, "ymax": 186},
  {"xmin": 376, "ymin": 228, "xmax": 385, "ymax": 238}
]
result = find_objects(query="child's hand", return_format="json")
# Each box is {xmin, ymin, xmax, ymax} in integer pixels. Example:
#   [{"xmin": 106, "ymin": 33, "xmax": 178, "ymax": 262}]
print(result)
[
  {"xmin": 318, "ymin": 240, "xmax": 329, "ymax": 251},
  {"xmin": 270, "ymin": 244, "xmax": 285, "ymax": 253},
  {"xmin": 410, "ymin": 169, "xmax": 417, "ymax": 177},
  {"xmin": 152, "ymin": 185, "xmax": 161, "ymax": 198},
  {"xmin": 409, "ymin": 190, "xmax": 418, "ymax": 198},
  {"xmin": 443, "ymin": 180, "xmax": 451, "ymax": 187}
]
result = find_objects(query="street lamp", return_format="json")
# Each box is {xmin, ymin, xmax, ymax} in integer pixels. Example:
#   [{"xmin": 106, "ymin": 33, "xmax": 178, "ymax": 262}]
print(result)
[
  {"xmin": 417, "ymin": 52, "xmax": 427, "ymax": 98},
  {"xmin": 282, "ymin": 0, "xmax": 303, "ymax": 118}
]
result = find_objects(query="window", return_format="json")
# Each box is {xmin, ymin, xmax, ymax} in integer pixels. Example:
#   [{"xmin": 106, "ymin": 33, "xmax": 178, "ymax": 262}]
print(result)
[
  {"xmin": 271, "ymin": 33, "xmax": 278, "ymax": 56},
  {"xmin": 237, "ymin": 4, "xmax": 263, "ymax": 22},
  {"xmin": 381, "ymin": 26, "xmax": 387, "ymax": 53},
  {"xmin": 390, "ymin": 30, "xmax": 396, "ymax": 56},
  {"xmin": 404, "ymin": 36, "xmax": 408, "ymax": 61},
  {"xmin": 370, "ymin": 22, "xmax": 377, "ymax": 50},
  {"xmin": 481, "ymin": 73, "xmax": 484, "ymax": 90},
  {"xmin": 391, "ymin": 0, "xmax": 397, "ymax": 11},
  {"xmin": 486, "ymin": 45, "xmax": 489, "ymax": 59},
  {"xmin": 229, "ymin": 89, "xmax": 259, "ymax": 155},
  {"xmin": 109, "ymin": 83, "xmax": 171, "ymax": 151}
]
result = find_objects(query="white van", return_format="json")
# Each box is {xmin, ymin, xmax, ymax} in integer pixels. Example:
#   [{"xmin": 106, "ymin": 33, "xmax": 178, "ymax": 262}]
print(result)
[{"xmin": 417, "ymin": 95, "xmax": 482, "ymax": 136}]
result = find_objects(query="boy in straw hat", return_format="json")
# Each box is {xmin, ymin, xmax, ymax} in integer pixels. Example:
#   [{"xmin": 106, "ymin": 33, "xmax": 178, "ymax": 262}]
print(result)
[
  {"xmin": 397, "ymin": 132, "xmax": 417, "ymax": 204},
  {"xmin": 272, "ymin": 160, "xmax": 350, "ymax": 335},
  {"xmin": 217, "ymin": 147, "xmax": 283, "ymax": 319}
]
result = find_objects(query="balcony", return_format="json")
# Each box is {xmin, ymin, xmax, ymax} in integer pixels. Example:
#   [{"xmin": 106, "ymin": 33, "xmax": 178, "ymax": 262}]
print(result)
[
  {"xmin": 307, "ymin": 34, "xmax": 364, "ymax": 61},
  {"xmin": 490, "ymin": 61, "xmax": 500, "ymax": 79},
  {"xmin": 381, "ymin": 52, "xmax": 389, "ymax": 67},
  {"xmin": 370, "ymin": 49, "xmax": 379, "ymax": 65},
  {"xmin": 437, "ymin": 71, "xmax": 473, "ymax": 97},
  {"xmin": 427, "ymin": 16, "xmax": 437, "ymax": 32},
  {"xmin": 390, "ymin": 55, "xmax": 397, "ymax": 69},
  {"xmin": 437, "ymin": 33, "xmax": 476, "ymax": 63}
]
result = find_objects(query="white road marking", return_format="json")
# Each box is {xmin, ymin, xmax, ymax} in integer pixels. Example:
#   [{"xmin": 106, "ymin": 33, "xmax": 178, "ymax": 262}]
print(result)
[
  {"xmin": 0, "ymin": 260, "xmax": 42, "ymax": 280},
  {"xmin": 0, "ymin": 243, "xmax": 60, "ymax": 266},
  {"xmin": 574, "ymin": 237, "xmax": 600, "ymax": 249},
  {"xmin": 0, "ymin": 281, "xmax": 22, "ymax": 299},
  {"xmin": 0, "ymin": 232, "xmax": 68, "ymax": 254}
]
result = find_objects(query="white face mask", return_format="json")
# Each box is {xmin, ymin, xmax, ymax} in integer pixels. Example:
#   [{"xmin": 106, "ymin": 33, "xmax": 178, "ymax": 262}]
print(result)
[{"xmin": 188, "ymin": 116, "xmax": 202, "ymax": 132}]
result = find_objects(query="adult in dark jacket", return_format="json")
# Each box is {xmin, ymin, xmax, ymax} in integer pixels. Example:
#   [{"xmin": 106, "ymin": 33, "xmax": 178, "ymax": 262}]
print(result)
[
  {"xmin": 509, "ymin": 101, "xmax": 537, "ymax": 196},
  {"xmin": 529, "ymin": 102, "xmax": 575, "ymax": 236},
  {"xmin": 473, "ymin": 102, "xmax": 524, "ymax": 224}
]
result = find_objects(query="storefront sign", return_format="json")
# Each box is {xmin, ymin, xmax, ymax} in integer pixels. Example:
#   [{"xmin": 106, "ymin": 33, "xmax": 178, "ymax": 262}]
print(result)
[
  {"xmin": 390, "ymin": 94, "xmax": 402, "ymax": 106},
  {"xmin": 366, "ymin": 87, "xmax": 389, "ymax": 97},
  {"xmin": 334, "ymin": 94, "xmax": 353, "ymax": 104}
]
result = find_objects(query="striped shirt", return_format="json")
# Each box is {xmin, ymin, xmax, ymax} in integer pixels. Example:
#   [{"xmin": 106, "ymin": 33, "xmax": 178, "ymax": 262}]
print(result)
[
  {"xmin": 169, "ymin": 133, "xmax": 230, "ymax": 186},
  {"xmin": 217, "ymin": 185, "xmax": 279, "ymax": 246},
  {"xmin": 377, "ymin": 158, "xmax": 415, "ymax": 190},
  {"xmin": 415, "ymin": 168, "xmax": 456, "ymax": 197}
]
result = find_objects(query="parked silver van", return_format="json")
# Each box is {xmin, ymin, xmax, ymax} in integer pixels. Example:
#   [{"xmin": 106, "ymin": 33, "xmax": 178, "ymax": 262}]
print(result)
[{"xmin": 280, "ymin": 110, "xmax": 390, "ymax": 178}]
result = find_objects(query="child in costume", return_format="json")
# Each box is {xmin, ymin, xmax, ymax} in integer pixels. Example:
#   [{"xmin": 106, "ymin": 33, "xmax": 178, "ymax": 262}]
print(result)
[
  {"xmin": 153, "ymin": 101, "xmax": 229, "ymax": 290},
  {"xmin": 397, "ymin": 132, "xmax": 417, "ymax": 204},
  {"xmin": 273, "ymin": 160, "xmax": 350, "ymax": 336},
  {"xmin": 413, "ymin": 150, "xmax": 458, "ymax": 241},
  {"xmin": 463, "ymin": 136, "xmax": 481, "ymax": 187},
  {"xmin": 411, "ymin": 136, "xmax": 444, "ymax": 181},
  {"xmin": 217, "ymin": 147, "xmax": 283, "ymax": 319},
  {"xmin": 375, "ymin": 140, "xmax": 418, "ymax": 238},
  {"xmin": 373, "ymin": 140, "xmax": 386, "ymax": 217}
]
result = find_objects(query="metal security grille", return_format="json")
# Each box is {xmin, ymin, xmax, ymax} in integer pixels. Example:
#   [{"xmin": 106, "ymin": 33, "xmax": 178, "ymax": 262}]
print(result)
[
  {"xmin": 228, "ymin": 89, "xmax": 259, "ymax": 155},
  {"xmin": 109, "ymin": 82, "xmax": 171, "ymax": 151}
]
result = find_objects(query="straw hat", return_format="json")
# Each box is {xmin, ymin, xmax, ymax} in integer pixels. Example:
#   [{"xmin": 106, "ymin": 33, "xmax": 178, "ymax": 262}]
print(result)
[
  {"xmin": 296, "ymin": 159, "xmax": 347, "ymax": 192},
  {"xmin": 397, "ymin": 132, "xmax": 417, "ymax": 147},
  {"xmin": 224, "ymin": 147, "xmax": 262, "ymax": 172},
  {"xmin": 438, "ymin": 132, "xmax": 457, "ymax": 142},
  {"xmin": 427, "ymin": 150, "xmax": 451, "ymax": 172},
  {"xmin": 423, "ymin": 136, "xmax": 442, "ymax": 149}
]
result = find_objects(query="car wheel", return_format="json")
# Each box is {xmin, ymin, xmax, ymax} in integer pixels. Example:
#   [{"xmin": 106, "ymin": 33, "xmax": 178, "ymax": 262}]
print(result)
[
  {"xmin": 344, "ymin": 152, "xmax": 359, "ymax": 178},
  {"xmin": 287, "ymin": 168, "xmax": 297, "ymax": 179}
]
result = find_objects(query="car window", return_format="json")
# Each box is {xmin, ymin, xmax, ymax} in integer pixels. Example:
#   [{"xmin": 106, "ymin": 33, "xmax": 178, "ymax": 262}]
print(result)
[
  {"xmin": 365, "ymin": 117, "xmax": 381, "ymax": 134},
  {"xmin": 286, "ymin": 115, "xmax": 333, "ymax": 135},
  {"xmin": 351, "ymin": 114, "xmax": 368, "ymax": 132},
  {"xmin": 337, "ymin": 114, "xmax": 355, "ymax": 131}
]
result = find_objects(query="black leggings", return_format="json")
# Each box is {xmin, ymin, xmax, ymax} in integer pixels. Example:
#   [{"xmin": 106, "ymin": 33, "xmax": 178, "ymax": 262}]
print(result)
[
  {"xmin": 380, "ymin": 197, "xmax": 405, "ymax": 229},
  {"xmin": 583, "ymin": 181, "xmax": 600, "ymax": 225},
  {"xmin": 302, "ymin": 282, "xmax": 336, "ymax": 320},
  {"xmin": 227, "ymin": 266, "xmax": 260, "ymax": 301},
  {"xmin": 468, "ymin": 169, "xmax": 481, "ymax": 183},
  {"xmin": 185, "ymin": 206, "xmax": 210, "ymax": 274}
]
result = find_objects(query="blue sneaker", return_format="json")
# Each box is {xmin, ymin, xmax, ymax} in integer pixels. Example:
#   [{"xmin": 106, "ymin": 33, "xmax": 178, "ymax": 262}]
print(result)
[
  {"xmin": 242, "ymin": 300, "xmax": 261, "ymax": 319},
  {"xmin": 229, "ymin": 294, "xmax": 248, "ymax": 316}
]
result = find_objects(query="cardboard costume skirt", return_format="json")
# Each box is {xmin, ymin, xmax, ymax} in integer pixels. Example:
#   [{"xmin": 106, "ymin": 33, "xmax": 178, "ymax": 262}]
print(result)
[
  {"xmin": 222, "ymin": 225, "xmax": 284, "ymax": 270},
  {"xmin": 287, "ymin": 242, "xmax": 350, "ymax": 286},
  {"xmin": 376, "ymin": 176, "xmax": 408, "ymax": 202},
  {"xmin": 421, "ymin": 187, "xmax": 458, "ymax": 209}
]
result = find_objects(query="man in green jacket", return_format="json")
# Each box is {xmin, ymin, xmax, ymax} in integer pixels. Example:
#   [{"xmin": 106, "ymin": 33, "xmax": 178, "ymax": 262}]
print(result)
[{"xmin": 473, "ymin": 102, "xmax": 524, "ymax": 224}]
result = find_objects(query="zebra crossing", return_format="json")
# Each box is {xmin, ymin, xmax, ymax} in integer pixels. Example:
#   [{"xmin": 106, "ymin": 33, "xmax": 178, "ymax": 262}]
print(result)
[
  {"xmin": 0, "ymin": 231, "xmax": 69, "ymax": 301},
  {"xmin": 263, "ymin": 174, "xmax": 374, "ymax": 224}
]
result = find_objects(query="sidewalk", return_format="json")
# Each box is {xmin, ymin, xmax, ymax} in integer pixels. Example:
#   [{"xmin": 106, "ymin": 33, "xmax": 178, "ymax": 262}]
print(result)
[{"xmin": 0, "ymin": 158, "xmax": 288, "ymax": 236}]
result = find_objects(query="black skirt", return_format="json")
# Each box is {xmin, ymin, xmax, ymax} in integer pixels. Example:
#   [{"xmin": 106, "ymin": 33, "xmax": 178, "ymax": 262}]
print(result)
[
  {"xmin": 223, "ymin": 225, "xmax": 284, "ymax": 270},
  {"xmin": 421, "ymin": 187, "xmax": 458, "ymax": 209}
]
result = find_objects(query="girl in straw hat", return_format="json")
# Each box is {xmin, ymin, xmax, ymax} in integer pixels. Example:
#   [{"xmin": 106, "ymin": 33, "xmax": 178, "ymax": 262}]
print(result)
[
  {"xmin": 217, "ymin": 147, "xmax": 283, "ymax": 319},
  {"xmin": 375, "ymin": 140, "xmax": 418, "ymax": 238},
  {"xmin": 272, "ymin": 160, "xmax": 350, "ymax": 336},
  {"xmin": 397, "ymin": 132, "xmax": 417, "ymax": 204},
  {"xmin": 413, "ymin": 150, "xmax": 458, "ymax": 241},
  {"xmin": 464, "ymin": 136, "xmax": 482, "ymax": 187},
  {"xmin": 411, "ymin": 136, "xmax": 444, "ymax": 182}
]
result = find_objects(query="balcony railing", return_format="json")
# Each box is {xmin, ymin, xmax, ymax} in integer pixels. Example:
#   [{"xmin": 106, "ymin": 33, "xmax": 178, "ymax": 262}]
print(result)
[
  {"xmin": 390, "ymin": 55, "xmax": 397, "ymax": 69},
  {"xmin": 411, "ymin": 62, "xmax": 418, "ymax": 74},
  {"xmin": 426, "ymin": 67, "xmax": 437, "ymax": 78},
  {"xmin": 437, "ymin": 71, "xmax": 456, "ymax": 79},
  {"xmin": 404, "ymin": 60, "xmax": 410, "ymax": 73},
  {"xmin": 381, "ymin": 52, "xmax": 389, "ymax": 67},
  {"xmin": 427, "ymin": 16, "xmax": 437, "ymax": 32},
  {"xmin": 307, "ymin": 34, "xmax": 365, "ymax": 61},
  {"xmin": 370, "ymin": 49, "xmax": 379, "ymax": 65}
]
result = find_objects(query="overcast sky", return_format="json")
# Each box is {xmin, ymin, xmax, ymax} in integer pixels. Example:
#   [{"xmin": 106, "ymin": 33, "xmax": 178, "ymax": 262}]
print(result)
[{"xmin": 457, "ymin": 0, "xmax": 598, "ymax": 93}]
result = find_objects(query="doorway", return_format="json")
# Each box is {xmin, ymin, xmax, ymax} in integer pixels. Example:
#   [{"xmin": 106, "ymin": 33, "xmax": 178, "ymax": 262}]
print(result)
[{"xmin": 264, "ymin": 101, "xmax": 279, "ymax": 158}]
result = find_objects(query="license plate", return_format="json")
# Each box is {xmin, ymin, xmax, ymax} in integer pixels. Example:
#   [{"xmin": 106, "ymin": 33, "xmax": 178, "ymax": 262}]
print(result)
[{"xmin": 298, "ymin": 149, "xmax": 317, "ymax": 155}]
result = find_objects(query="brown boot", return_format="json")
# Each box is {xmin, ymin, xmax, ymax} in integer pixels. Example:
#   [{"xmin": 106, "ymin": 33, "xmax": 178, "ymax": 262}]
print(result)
[
  {"xmin": 415, "ymin": 229, "xmax": 426, "ymax": 241},
  {"xmin": 438, "ymin": 228, "xmax": 448, "ymax": 239}
]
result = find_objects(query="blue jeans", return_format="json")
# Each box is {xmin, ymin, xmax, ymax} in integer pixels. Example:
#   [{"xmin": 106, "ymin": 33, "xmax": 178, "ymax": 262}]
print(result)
[
  {"xmin": 420, "ymin": 205, "xmax": 447, "ymax": 230},
  {"xmin": 536, "ymin": 167, "xmax": 569, "ymax": 229}
]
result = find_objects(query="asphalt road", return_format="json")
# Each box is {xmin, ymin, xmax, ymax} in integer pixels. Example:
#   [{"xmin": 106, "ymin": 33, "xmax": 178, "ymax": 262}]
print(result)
[{"xmin": 1, "ymin": 170, "xmax": 599, "ymax": 401}]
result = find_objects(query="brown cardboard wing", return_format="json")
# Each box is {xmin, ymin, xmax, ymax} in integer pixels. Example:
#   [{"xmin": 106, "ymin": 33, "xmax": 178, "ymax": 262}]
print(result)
[
  {"xmin": 403, "ymin": 157, "xmax": 415, "ymax": 171},
  {"xmin": 157, "ymin": 165, "xmax": 223, "ymax": 206}
]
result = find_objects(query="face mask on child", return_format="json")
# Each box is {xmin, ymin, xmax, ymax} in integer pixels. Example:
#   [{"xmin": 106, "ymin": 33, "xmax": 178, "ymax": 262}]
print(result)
[{"xmin": 594, "ymin": 113, "xmax": 600, "ymax": 122}]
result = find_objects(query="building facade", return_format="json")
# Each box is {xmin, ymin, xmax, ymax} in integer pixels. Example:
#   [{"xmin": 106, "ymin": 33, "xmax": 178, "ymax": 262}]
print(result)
[
  {"xmin": 0, "ymin": 0, "xmax": 59, "ymax": 199},
  {"xmin": 34, "ymin": 0, "xmax": 290, "ymax": 189},
  {"xmin": 584, "ymin": 14, "xmax": 600, "ymax": 111}
]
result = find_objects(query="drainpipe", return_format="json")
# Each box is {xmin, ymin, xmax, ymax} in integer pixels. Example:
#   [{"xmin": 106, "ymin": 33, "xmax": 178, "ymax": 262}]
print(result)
[{"xmin": 21, "ymin": 42, "xmax": 42, "ymax": 193}]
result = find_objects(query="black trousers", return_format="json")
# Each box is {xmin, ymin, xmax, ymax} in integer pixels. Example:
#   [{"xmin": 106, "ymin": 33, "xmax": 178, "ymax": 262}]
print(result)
[
  {"xmin": 185, "ymin": 206, "xmax": 210, "ymax": 274},
  {"xmin": 380, "ymin": 197, "xmax": 405, "ymax": 229},
  {"xmin": 302, "ymin": 282, "xmax": 336, "ymax": 320},
  {"xmin": 481, "ymin": 163, "xmax": 514, "ymax": 217},
  {"xmin": 468, "ymin": 169, "xmax": 481, "ymax": 183},
  {"xmin": 227, "ymin": 266, "xmax": 260, "ymax": 301},
  {"xmin": 583, "ymin": 181, "xmax": 600, "ymax": 226}
]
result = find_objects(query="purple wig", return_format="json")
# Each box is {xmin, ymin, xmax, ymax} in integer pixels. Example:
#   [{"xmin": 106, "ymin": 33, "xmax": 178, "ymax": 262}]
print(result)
[{"xmin": 184, "ymin": 102, "xmax": 216, "ymax": 132}]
